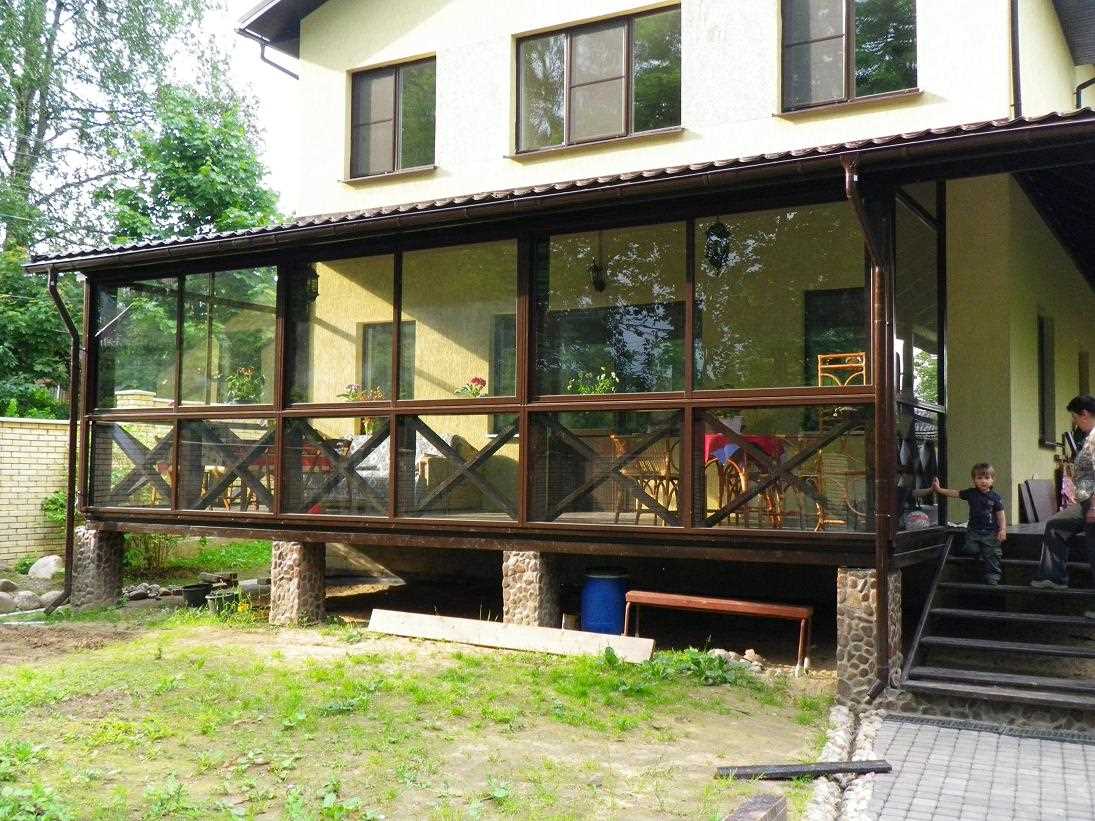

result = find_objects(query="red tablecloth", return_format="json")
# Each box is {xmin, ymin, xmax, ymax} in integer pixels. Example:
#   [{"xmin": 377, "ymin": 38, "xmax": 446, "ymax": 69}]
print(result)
[{"xmin": 703, "ymin": 433, "xmax": 784, "ymax": 464}]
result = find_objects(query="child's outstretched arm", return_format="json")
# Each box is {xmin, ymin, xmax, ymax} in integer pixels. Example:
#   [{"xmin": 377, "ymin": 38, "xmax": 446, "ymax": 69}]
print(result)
[
  {"xmin": 931, "ymin": 477, "xmax": 960, "ymax": 498},
  {"xmin": 995, "ymin": 509, "xmax": 1007, "ymax": 542}
]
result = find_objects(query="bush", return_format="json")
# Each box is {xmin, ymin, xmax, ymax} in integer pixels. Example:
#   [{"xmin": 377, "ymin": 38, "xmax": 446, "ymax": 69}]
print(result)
[
  {"xmin": 123, "ymin": 533, "xmax": 181, "ymax": 575},
  {"xmin": 0, "ymin": 379, "xmax": 67, "ymax": 419},
  {"xmin": 12, "ymin": 557, "xmax": 33, "ymax": 575}
]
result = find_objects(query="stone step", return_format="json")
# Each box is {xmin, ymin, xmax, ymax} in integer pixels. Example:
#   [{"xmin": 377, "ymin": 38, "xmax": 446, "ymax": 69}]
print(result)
[
  {"xmin": 937, "ymin": 582, "xmax": 1095, "ymax": 597},
  {"xmin": 920, "ymin": 635, "xmax": 1095, "ymax": 659},
  {"xmin": 930, "ymin": 608, "xmax": 1095, "ymax": 627},
  {"xmin": 902, "ymin": 679, "xmax": 1095, "ymax": 712},
  {"xmin": 908, "ymin": 665, "xmax": 1095, "ymax": 694}
]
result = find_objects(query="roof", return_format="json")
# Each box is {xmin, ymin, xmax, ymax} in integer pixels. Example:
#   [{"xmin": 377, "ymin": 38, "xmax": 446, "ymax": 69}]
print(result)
[
  {"xmin": 236, "ymin": 0, "xmax": 328, "ymax": 58},
  {"xmin": 1054, "ymin": 0, "xmax": 1095, "ymax": 65},
  {"xmin": 25, "ymin": 108, "xmax": 1095, "ymax": 274}
]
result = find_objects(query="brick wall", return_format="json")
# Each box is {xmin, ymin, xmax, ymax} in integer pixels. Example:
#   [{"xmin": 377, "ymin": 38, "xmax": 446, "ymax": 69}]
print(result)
[{"xmin": 0, "ymin": 417, "xmax": 70, "ymax": 566}]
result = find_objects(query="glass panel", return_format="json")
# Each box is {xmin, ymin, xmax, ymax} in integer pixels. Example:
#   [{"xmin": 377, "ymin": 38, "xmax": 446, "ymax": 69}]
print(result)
[
  {"xmin": 396, "ymin": 414, "xmax": 519, "ymax": 520},
  {"xmin": 698, "ymin": 405, "xmax": 873, "ymax": 531},
  {"xmin": 283, "ymin": 417, "xmax": 390, "ymax": 516},
  {"xmin": 94, "ymin": 278, "xmax": 178, "ymax": 409},
  {"xmin": 529, "ymin": 410, "xmax": 681, "ymax": 526},
  {"xmin": 896, "ymin": 403, "xmax": 942, "ymax": 530},
  {"xmin": 783, "ymin": 0, "xmax": 846, "ymax": 43},
  {"xmin": 632, "ymin": 8, "xmax": 682, "ymax": 133},
  {"xmin": 284, "ymin": 256, "xmax": 395, "ymax": 404},
  {"xmin": 895, "ymin": 197, "xmax": 939, "ymax": 405},
  {"xmin": 351, "ymin": 121, "xmax": 395, "ymax": 178},
  {"xmin": 181, "ymin": 268, "xmax": 277, "ymax": 406},
  {"xmin": 783, "ymin": 39, "xmax": 845, "ymax": 108},
  {"xmin": 694, "ymin": 202, "xmax": 867, "ymax": 390},
  {"xmin": 569, "ymin": 78, "xmax": 626, "ymax": 142},
  {"xmin": 89, "ymin": 421, "xmax": 175, "ymax": 508},
  {"xmin": 902, "ymin": 180, "xmax": 936, "ymax": 217},
  {"xmin": 400, "ymin": 240, "xmax": 518, "ymax": 401},
  {"xmin": 399, "ymin": 60, "xmax": 436, "ymax": 168},
  {"xmin": 518, "ymin": 34, "xmax": 565, "ymax": 150},
  {"xmin": 854, "ymin": 0, "xmax": 917, "ymax": 97},
  {"xmin": 178, "ymin": 420, "xmax": 276, "ymax": 512},
  {"xmin": 571, "ymin": 22, "xmax": 626, "ymax": 85},
  {"xmin": 351, "ymin": 69, "xmax": 395, "ymax": 126},
  {"xmin": 362, "ymin": 321, "xmax": 414, "ymax": 401},
  {"xmin": 535, "ymin": 222, "xmax": 686, "ymax": 395}
]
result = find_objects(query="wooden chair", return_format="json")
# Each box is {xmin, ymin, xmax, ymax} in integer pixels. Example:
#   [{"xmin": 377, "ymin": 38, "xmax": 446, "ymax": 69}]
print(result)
[
  {"xmin": 1019, "ymin": 478, "xmax": 1057, "ymax": 523},
  {"xmin": 610, "ymin": 435, "xmax": 679, "ymax": 525},
  {"xmin": 817, "ymin": 352, "xmax": 867, "ymax": 387}
]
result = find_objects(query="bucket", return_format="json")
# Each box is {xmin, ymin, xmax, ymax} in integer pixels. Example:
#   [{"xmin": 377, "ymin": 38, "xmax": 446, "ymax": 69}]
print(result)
[
  {"xmin": 206, "ymin": 589, "xmax": 240, "ymax": 616},
  {"xmin": 181, "ymin": 582, "xmax": 213, "ymax": 608},
  {"xmin": 581, "ymin": 568, "xmax": 628, "ymax": 635}
]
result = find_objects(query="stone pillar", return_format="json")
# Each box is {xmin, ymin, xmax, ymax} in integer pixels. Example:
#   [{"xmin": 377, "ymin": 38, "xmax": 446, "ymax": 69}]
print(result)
[
  {"xmin": 501, "ymin": 550, "xmax": 560, "ymax": 627},
  {"xmin": 71, "ymin": 526, "xmax": 124, "ymax": 609},
  {"xmin": 836, "ymin": 568, "xmax": 902, "ymax": 705},
  {"xmin": 269, "ymin": 541, "xmax": 326, "ymax": 626}
]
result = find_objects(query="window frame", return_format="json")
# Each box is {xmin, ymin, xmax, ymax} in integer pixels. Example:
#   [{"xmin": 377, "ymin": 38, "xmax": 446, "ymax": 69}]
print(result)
[
  {"xmin": 348, "ymin": 56, "xmax": 437, "ymax": 181},
  {"xmin": 780, "ymin": 0, "xmax": 918, "ymax": 113},
  {"xmin": 1037, "ymin": 315, "xmax": 1056, "ymax": 449},
  {"xmin": 515, "ymin": 6, "xmax": 682, "ymax": 153}
]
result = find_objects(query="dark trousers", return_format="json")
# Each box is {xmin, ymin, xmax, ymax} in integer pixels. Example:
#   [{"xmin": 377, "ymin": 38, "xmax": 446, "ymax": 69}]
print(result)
[
  {"xmin": 959, "ymin": 532, "xmax": 1003, "ymax": 584},
  {"xmin": 1037, "ymin": 501, "xmax": 1094, "ymax": 586}
]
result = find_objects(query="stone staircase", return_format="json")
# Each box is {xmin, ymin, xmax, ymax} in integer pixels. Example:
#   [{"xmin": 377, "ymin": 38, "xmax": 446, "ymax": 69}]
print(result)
[{"xmin": 894, "ymin": 533, "xmax": 1095, "ymax": 731}]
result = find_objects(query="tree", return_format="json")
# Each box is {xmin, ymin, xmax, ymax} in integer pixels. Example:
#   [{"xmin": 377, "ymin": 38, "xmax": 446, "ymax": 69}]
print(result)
[
  {"xmin": 0, "ymin": 0, "xmax": 208, "ymax": 252},
  {"xmin": 99, "ymin": 83, "xmax": 281, "ymax": 241}
]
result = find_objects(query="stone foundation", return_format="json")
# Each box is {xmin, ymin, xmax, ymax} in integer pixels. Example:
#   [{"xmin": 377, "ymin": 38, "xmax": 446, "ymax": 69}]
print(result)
[
  {"xmin": 836, "ymin": 568, "xmax": 902, "ymax": 705},
  {"xmin": 269, "ymin": 541, "xmax": 326, "ymax": 625},
  {"xmin": 879, "ymin": 689, "xmax": 1095, "ymax": 735},
  {"xmin": 501, "ymin": 550, "xmax": 560, "ymax": 627},
  {"xmin": 71, "ymin": 527, "xmax": 123, "ymax": 609}
]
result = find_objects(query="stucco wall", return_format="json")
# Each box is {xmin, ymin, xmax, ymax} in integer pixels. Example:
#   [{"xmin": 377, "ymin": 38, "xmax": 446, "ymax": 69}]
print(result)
[
  {"xmin": 294, "ymin": 0, "xmax": 1021, "ymax": 217},
  {"xmin": 1018, "ymin": 0, "xmax": 1080, "ymax": 116},
  {"xmin": 0, "ymin": 418, "xmax": 69, "ymax": 566},
  {"xmin": 946, "ymin": 173, "xmax": 1095, "ymax": 521}
]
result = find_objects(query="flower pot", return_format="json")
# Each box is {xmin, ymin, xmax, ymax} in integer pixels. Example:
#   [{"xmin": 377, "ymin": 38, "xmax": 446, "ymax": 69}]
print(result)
[
  {"xmin": 181, "ymin": 582, "xmax": 213, "ymax": 608},
  {"xmin": 206, "ymin": 589, "xmax": 239, "ymax": 616}
]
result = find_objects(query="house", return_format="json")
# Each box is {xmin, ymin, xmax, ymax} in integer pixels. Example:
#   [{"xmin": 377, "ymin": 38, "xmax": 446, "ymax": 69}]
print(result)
[{"xmin": 29, "ymin": 0, "xmax": 1095, "ymax": 714}]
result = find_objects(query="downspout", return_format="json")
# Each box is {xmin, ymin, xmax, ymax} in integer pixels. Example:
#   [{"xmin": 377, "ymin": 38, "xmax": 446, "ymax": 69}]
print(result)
[
  {"xmin": 235, "ymin": 29, "xmax": 300, "ymax": 80},
  {"xmin": 843, "ymin": 158, "xmax": 894, "ymax": 700},
  {"xmin": 46, "ymin": 268, "xmax": 81, "ymax": 615},
  {"xmin": 1010, "ymin": 0, "xmax": 1023, "ymax": 118}
]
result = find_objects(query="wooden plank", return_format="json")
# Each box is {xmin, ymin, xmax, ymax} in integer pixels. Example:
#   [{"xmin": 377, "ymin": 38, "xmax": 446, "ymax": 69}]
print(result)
[
  {"xmin": 930, "ymin": 608, "xmax": 1095, "ymax": 627},
  {"xmin": 903, "ymin": 680, "xmax": 1095, "ymax": 711},
  {"xmin": 626, "ymin": 590, "xmax": 812, "ymax": 620},
  {"xmin": 367, "ymin": 609, "xmax": 654, "ymax": 663},
  {"xmin": 937, "ymin": 582, "xmax": 1095, "ymax": 597},
  {"xmin": 908, "ymin": 666, "xmax": 1095, "ymax": 695},
  {"xmin": 715, "ymin": 760, "xmax": 891, "ymax": 781},
  {"xmin": 920, "ymin": 635, "xmax": 1095, "ymax": 659}
]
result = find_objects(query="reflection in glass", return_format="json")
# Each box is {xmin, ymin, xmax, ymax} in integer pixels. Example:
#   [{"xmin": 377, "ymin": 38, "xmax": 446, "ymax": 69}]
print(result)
[
  {"xmin": 854, "ymin": 0, "xmax": 917, "ymax": 98},
  {"xmin": 181, "ymin": 269, "xmax": 277, "ymax": 405},
  {"xmin": 518, "ymin": 34, "xmax": 565, "ymax": 150},
  {"xmin": 284, "ymin": 256, "xmax": 396, "ymax": 404},
  {"xmin": 396, "ymin": 414, "xmax": 518, "ymax": 519},
  {"xmin": 896, "ymin": 403, "xmax": 942, "ymax": 529},
  {"xmin": 698, "ymin": 405, "xmax": 873, "ymax": 531},
  {"xmin": 401, "ymin": 240, "xmax": 517, "ymax": 401},
  {"xmin": 94, "ymin": 279, "xmax": 178, "ymax": 409},
  {"xmin": 178, "ymin": 419, "xmax": 276, "ymax": 512},
  {"xmin": 570, "ymin": 23, "xmax": 626, "ymax": 142},
  {"xmin": 399, "ymin": 60, "xmax": 436, "ymax": 168},
  {"xmin": 632, "ymin": 8, "xmax": 682, "ymax": 133},
  {"xmin": 535, "ymin": 222, "xmax": 685, "ymax": 395},
  {"xmin": 89, "ymin": 421, "xmax": 175, "ymax": 508},
  {"xmin": 895, "ymin": 194, "xmax": 940, "ymax": 405},
  {"xmin": 784, "ymin": 0, "xmax": 845, "ymax": 42},
  {"xmin": 783, "ymin": 38, "xmax": 845, "ymax": 109},
  {"xmin": 283, "ymin": 417, "xmax": 390, "ymax": 516},
  {"xmin": 350, "ymin": 69, "xmax": 395, "ymax": 177},
  {"xmin": 694, "ymin": 203, "xmax": 867, "ymax": 390},
  {"xmin": 529, "ymin": 410, "xmax": 681, "ymax": 526}
]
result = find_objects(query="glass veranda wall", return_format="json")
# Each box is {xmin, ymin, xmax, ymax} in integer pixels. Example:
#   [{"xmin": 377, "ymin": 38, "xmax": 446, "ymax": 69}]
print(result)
[{"xmin": 86, "ymin": 194, "xmax": 906, "ymax": 538}]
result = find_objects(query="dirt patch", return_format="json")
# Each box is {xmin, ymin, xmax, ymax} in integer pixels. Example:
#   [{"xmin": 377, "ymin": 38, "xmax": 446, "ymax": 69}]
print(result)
[{"xmin": 0, "ymin": 624, "xmax": 136, "ymax": 665}]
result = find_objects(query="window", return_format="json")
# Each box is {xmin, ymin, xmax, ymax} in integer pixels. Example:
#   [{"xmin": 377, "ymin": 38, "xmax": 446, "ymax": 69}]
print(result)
[
  {"xmin": 364, "ymin": 321, "xmax": 415, "ymax": 401},
  {"xmin": 349, "ymin": 58, "xmax": 436, "ymax": 178},
  {"xmin": 782, "ymin": 0, "xmax": 917, "ymax": 111},
  {"xmin": 517, "ymin": 7, "xmax": 681, "ymax": 151},
  {"xmin": 1038, "ymin": 316, "xmax": 1056, "ymax": 447}
]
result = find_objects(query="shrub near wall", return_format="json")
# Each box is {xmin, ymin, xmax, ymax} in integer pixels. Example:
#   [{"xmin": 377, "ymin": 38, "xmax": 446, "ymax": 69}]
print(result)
[{"xmin": 0, "ymin": 417, "xmax": 69, "ymax": 566}]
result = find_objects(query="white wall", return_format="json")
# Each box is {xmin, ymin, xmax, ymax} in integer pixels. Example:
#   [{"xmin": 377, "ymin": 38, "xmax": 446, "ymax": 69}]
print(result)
[{"xmin": 295, "ymin": 0, "xmax": 1023, "ymax": 217}]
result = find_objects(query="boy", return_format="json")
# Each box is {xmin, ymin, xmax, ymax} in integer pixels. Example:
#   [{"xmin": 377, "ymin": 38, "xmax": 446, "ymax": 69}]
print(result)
[{"xmin": 932, "ymin": 464, "xmax": 1007, "ymax": 585}]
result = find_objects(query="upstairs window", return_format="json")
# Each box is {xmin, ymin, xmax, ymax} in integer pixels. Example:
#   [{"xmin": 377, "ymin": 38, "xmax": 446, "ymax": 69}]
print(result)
[
  {"xmin": 782, "ymin": 0, "xmax": 916, "ymax": 111},
  {"xmin": 517, "ymin": 6, "xmax": 681, "ymax": 151},
  {"xmin": 349, "ymin": 58, "xmax": 436, "ymax": 179}
]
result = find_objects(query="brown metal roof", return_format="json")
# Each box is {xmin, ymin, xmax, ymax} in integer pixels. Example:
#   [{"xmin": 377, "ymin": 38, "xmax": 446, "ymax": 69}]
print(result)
[
  {"xmin": 236, "ymin": 0, "xmax": 328, "ymax": 58},
  {"xmin": 25, "ymin": 108, "xmax": 1095, "ymax": 274}
]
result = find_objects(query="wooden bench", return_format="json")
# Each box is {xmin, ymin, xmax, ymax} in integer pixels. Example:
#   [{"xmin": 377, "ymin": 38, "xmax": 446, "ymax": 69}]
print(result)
[{"xmin": 623, "ymin": 590, "xmax": 813, "ymax": 672}]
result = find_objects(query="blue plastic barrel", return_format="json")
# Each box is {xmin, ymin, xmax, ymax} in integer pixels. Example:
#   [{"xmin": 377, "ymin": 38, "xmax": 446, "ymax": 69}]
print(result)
[{"xmin": 581, "ymin": 568, "xmax": 628, "ymax": 634}]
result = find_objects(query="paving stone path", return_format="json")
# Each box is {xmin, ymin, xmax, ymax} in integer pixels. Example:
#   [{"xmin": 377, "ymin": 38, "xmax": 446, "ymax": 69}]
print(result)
[{"xmin": 868, "ymin": 717, "xmax": 1095, "ymax": 820}]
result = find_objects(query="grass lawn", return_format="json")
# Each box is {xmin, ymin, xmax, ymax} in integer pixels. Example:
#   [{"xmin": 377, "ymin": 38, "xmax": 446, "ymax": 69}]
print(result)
[{"xmin": 0, "ymin": 607, "xmax": 831, "ymax": 820}]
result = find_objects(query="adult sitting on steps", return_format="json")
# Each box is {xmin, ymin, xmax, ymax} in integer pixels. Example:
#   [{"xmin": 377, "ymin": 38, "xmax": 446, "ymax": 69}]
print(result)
[{"xmin": 1030, "ymin": 395, "xmax": 1095, "ymax": 612}]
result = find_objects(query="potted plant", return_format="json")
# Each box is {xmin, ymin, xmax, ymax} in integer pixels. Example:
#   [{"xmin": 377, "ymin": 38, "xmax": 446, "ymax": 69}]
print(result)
[
  {"xmin": 564, "ymin": 367, "xmax": 620, "ymax": 431},
  {"xmin": 455, "ymin": 376, "xmax": 487, "ymax": 398},
  {"xmin": 223, "ymin": 366, "xmax": 265, "ymax": 404},
  {"xmin": 338, "ymin": 384, "xmax": 386, "ymax": 434}
]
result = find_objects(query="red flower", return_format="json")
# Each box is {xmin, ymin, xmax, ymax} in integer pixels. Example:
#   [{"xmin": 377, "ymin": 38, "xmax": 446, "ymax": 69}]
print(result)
[{"xmin": 470, "ymin": 377, "xmax": 486, "ymax": 387}]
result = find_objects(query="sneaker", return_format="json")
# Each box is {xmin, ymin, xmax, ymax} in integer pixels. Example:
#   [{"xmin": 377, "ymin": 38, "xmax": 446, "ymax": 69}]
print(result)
[{"xmin": 1030, "ymin": 578, "xmax": 1069, "ymax": 590}]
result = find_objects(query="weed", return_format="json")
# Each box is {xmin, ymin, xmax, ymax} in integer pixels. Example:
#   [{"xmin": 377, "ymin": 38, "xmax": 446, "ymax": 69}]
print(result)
[
  {"xmin": 142, "ymin": 775, "xmax": 196, "ymax": 818},
  {"xmin": 0, "ymin": 782, "xmax": 72, "ymax": 820}
]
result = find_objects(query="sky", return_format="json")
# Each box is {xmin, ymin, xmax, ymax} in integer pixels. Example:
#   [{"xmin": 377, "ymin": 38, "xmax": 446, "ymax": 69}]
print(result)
[{"xmin": 198, "ymin": 2, "xmax": 303, "ymax": 215}]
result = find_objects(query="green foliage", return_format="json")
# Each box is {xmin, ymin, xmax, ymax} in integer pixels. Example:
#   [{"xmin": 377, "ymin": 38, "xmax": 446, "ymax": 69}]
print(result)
[
  {"xmin": 11, "ymin": 557, "xmax": 33, "ymax": 575},
  {"xmin": 0, "ymin": 380, "xmax": 66, "ymax": 419},
  {"xmin": 0, "ymin": 783, "xmax": 72, "ymax": 821},
  {"xmin": 162, "ymin": 540, "xmax": 271, "ymax": 574},
  {"xmin": 123, "ymin": 533, "xmax": 182, "ymax": 576},
  {"xmin": 566, "ymin": 366, "xmax": 620, "ymax": 395},
  {"xmin": 40, "ymin": 490, "xmax": 77, "ymax": 526},
  {"xmin": 99, "ymin": 84, "xmax": 280, "ymax": 242},
  {"xmin": 855, "ymin": 0, "xmax": 917, "ymax": 96}
]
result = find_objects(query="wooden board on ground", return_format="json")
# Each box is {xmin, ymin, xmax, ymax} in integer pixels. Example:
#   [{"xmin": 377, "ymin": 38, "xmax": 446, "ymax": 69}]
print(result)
[{"xmin": 367, "ymin": 609, "xmax": 655, "ymax": 663}]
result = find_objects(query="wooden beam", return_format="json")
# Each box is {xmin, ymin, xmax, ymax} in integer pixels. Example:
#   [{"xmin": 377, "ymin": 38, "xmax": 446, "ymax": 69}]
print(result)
[
  {"xmin": 715, "ymin": 761, "xmax": 891, "ymax": 781},
  {"xmin": 367, "ymin": 609, "xmax": 654, "ymax": 663}
]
